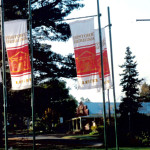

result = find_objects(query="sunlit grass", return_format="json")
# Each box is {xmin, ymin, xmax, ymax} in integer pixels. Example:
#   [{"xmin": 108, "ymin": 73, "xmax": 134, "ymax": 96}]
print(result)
[
  {"xmin": 73, "ymin": 148, "xmax": 150, "ymax": 150},
  {"xmin": 62, "ymin": 134, "xmax": 99, "ymax": 140}
]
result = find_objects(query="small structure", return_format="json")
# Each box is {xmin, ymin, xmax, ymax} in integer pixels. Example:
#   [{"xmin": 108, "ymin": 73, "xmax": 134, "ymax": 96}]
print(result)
[
  {"xmin": 71, "ymin": 102, "xmax": 105, "ymax": 133},
  {"xmin": 71, "ymin": 101, "xmax": 150, "ymax": 133},
  {"xmin": 76, "ymin": 101, "xmax": 89, "ymax": 117}
]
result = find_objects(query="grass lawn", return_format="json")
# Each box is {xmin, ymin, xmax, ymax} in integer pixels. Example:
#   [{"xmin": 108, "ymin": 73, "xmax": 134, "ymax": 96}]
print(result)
[
  {"xmin": 1, "ymin": 133, "xmax": 149, "ymax": 150},
  {"xmin": 73, "ymin": 148, "xmax": 150, "ymax": 150},
  {"xmin": 1, "ymin": 147, "xmax": 150, "ymax": 150},
  {"xmin": 62, "ymin": 134, "xmax": 100, "ymax": 140}
]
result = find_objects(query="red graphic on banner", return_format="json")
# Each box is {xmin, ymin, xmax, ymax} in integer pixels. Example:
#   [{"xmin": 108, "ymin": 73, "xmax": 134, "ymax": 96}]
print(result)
[
  {"xmin": 75, "ymin": 45, "xmax": 98, "ymax": 76},
  {"xmin": 96, "ymin": 50, "xmax": 110, "ymax": 78},
  {"xmin": 7, "ymin": 45, "xmax": 31, "ymax": 76}
]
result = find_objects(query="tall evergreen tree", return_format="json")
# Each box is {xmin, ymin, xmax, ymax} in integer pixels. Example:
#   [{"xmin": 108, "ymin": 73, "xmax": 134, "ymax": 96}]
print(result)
[
  {"xmin": 0, "ymin": 0, "xmax": 83, "ymax": 141},
  {"xmin": 119, "ymin": 47, "xmax": 142, "ymax": 117},
  {"xmin": 2, "ymin": 0, "xmax": 82, "ymax": 83},
  {"xmin": 4, "ymin": 0, "xmax": 84, "ymax": 42}
]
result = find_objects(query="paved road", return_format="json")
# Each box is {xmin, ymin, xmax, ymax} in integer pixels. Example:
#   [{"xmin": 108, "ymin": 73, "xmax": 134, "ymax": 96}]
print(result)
[
  {"xmin": 7, "ymin": 134, "xmax": 103, "ymax": 149},
  {"xmin": 9, "ymin": 134, "xmax": 65, "ymax": 140}
]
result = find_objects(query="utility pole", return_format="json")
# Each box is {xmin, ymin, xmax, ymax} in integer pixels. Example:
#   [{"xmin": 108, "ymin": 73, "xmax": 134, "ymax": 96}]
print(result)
[{"xmin": 136, "ymin": 19, "xmax": 150, "ymax": 22}]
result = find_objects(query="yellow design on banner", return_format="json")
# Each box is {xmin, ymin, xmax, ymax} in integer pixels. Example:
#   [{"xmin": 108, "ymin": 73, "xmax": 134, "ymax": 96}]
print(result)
[
  {"xmin": 4, "ymin": 19, "xmax": 31, "ymax": 90},
  {"xmin": 9, "ymin": 51, "xmax": 31, "ymax": 73}
]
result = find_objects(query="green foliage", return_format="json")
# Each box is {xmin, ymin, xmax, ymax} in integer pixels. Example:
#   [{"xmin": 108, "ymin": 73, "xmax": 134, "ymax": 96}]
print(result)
[
  {"xmin": 118, "ymin": 47, "xmax": 150, "ymax": 146},
  {"xmin": 3, "ymin": 1, "xmax": 79, "ymax": 84},
  {"xmin": 2, "ymin": 0, "xmax": 80, "ymax": 84},
  {"xmin": 0, "ymin": 0, "xmax": 82, "ymax": 139},
  {"xmin": 33, "ymin": 43, "xmax": 76, "ymax": 84},
  {"xmin": 6, "ymin": 79, "xmax": 78, "ymax": 132},
  {"xmin": 118, "ymin": 114, "xmax": 150, "ymax": 146},
  {"xmin": 139, "ymin": 82, "xmax": 150, "ymax": 102},
  {"xmin": 34, "ymin": 79, "xmax": 78, "ymax": 132},
  {"xmin": 35, "ymin": 79, "xmax": 77, "ymax": 117},
  {"xmin": 119, "ymin": 47, "xmax": 142, "ymax": 117},
  {"xmin": 137, "ymin": 131, "xmax": 150, "ymax": 146},
  {"xmin": 8, "ymin": 89, "xmax": 31, "ymax": 117},
  {"xmin": 117, "ymin": 130, "xmax": 150, "ymax": 147},
  {"xmin": 4, "ymin": 0, "xmax": 84, "ymax": 42},
  {"xmin": 80, "ymin": 97, "xmax": 91, "ymax": 102},
  {"xmin": 97, "ymin": 125, "xmax": 104, "ymax": 141}
]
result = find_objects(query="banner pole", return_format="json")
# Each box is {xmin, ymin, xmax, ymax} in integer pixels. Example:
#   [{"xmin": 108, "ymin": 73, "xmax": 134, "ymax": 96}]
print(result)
[
  {"xmin": 107, "ymin": 7, "xmax": 119, "ymax": 150},
  {"xmin": 97, "ymin": 0, "xmax": 107, "ymax": 149},
  {"xmin": 28, "ymin": 0, "xmax": 35, "ymax": 149},
  {"xmin": 1, "ymin": 0, "xmax": 8, "ymax": 149},
  {"xmin": 107, "ymin": 89, "xmax": 111, "ymax": 126}
]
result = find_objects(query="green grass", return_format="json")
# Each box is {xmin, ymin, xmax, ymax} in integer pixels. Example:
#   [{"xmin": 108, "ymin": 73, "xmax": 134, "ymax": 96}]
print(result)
[
  {"xmin": 62, "ymin": 134, "xmax": 99, "ymax": 140},
  {"xmin": 110, "ymin": 148, "xmax": 150, "ymax": 150},
  {"xmin": 1, "ymin": 147, "xmax": 150, "ymax": 150},
  {"xmin": 72, "ymin": 148, "xmax": 150, "ymax": 150},
  {"xmin": 1, "ymin": 132, "xmax": 150, "ymax": 150}
]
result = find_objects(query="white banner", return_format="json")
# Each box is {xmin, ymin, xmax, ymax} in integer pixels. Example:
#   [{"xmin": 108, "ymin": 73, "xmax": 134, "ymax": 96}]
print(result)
[
  {"xmin": 70, "ymin": 18, "xmax": 101, "ymax": 90},
  {"xmin": 94, "ymin": 28, "xmax": 112, "ymax": 89},
  {"xmin": 4, "ymin": 19, "xmax": 31, "ymax": 90}
]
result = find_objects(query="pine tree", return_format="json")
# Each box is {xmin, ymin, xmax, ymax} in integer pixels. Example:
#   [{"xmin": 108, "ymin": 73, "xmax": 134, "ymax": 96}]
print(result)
[
  {"xmin": 4, "ymin": 0, "xmax": 84, "ymax": 42},
  {"xmin": 2, "ymin": 0, "xmax": 81, "ymax": 83},
  {"xmin": 0, "ymin": 0, "xmax": 82, "ymax": 140},
  {"xmin": 119, "ymin": 47, "xmax": 142, "ymax": 117}
]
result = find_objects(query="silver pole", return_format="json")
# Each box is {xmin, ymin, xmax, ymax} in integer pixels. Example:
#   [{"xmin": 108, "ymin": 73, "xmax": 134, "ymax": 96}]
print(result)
[
  {"xmin": 28, "ymin": 0, "xmax": 35, "ymax": 149},
  {"xmin": 1, "ymin": 0, "xmax": 8, "ymax": 149},
  {"xmin": 97, "ymin": 0, "xmax": 107, "ymax": 149},
  {"xmin": 107, "ymin": 7, "xmax": 119, "ymax": 150}
]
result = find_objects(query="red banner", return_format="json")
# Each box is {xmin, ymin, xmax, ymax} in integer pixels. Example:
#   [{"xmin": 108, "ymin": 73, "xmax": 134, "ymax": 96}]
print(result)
[
  {"xmin": 4, "ymin": 20, "xmax": 31, "ymax": 90},
  {"xmin": 75, "ymin": 45, "xmax": 97, "ymax": 76},
  {"xmin": 70, "ymin": 18, "xmax": 101, "ymax": 89},
  {"xmin": 95, "ymin": 29, "xmax": 111, "ymax": 89},
  {"xmin": 7, "ymin": 44, "xmax": 31, "ymax": 76},
  {"xmin": 96, "ymin": 50, "xmax": 110, "ymax": 79}
]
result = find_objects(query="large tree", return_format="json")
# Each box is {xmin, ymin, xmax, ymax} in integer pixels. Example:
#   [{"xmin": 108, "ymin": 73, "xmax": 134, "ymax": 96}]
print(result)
[
  {"xmin": 0, "ymin": 0, "xmax": 83, "ymax": 138},
  {"xmin": 7, "ymin": 79, "xmax": 78, "ymax": 130},
  {"xmin": 3, "ymin": 0, "xmax": 82, "ymax": 83},
  {"xmin": 4, "ymin": 0, "xmax": 84, "ymax": 41},
  {"xmin": 35, "ymin": 79, "xmax": 77, "ymax": 118},
  {"xmin": 119, "ymin": 47, "xmax": 142, "ymax": 117},
  {"xmin": 33, "ymin": 43, "xmax": 76, "ymax": 84}
]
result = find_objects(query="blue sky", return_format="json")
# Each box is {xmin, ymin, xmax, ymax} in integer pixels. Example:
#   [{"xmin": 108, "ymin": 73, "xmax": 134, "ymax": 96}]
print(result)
[{"xmin": 51, "ymin": 0, "xmax": 150, "ymax": 102}]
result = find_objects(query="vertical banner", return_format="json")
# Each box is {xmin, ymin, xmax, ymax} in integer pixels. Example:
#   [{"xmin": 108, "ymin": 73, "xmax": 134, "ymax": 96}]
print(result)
[
  {"xmin": 70, "ymin": 18, "xmax": 101, "ymax": 89},
  {"xmin": 4, "ymin": 19, "xmax": 31, "ymax": 90},
  {"xmin": 95, "ymin": 28, "xmax": 112, "ymax": 89}
]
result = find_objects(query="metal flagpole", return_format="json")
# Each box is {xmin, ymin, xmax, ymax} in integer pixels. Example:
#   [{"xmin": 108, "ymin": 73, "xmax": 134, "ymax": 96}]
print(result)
[
  {"xmin": 53, "ymin": 14, "xmax": 98, "ymax": 22},
  {"xmin": 1, "ymin": 0, "xmax": 8, "ymax": 149},
  {"xmin": 107, "ymin": 89, "xmax": 111, "ymax": 126},
  {"xmin": 107, "ymin": 7, "xmax": 119, "ymax": 150},
  {"xmin": 97, "ymin": 0, "xmax": 107, "ymax": 149},
  {"xmin": 28, "ymin": 0, "xmax": 35, "ymax": 149},
  {"xmin": 136, "ymin": 19, "xmax": 150, "ymax": 22}
]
